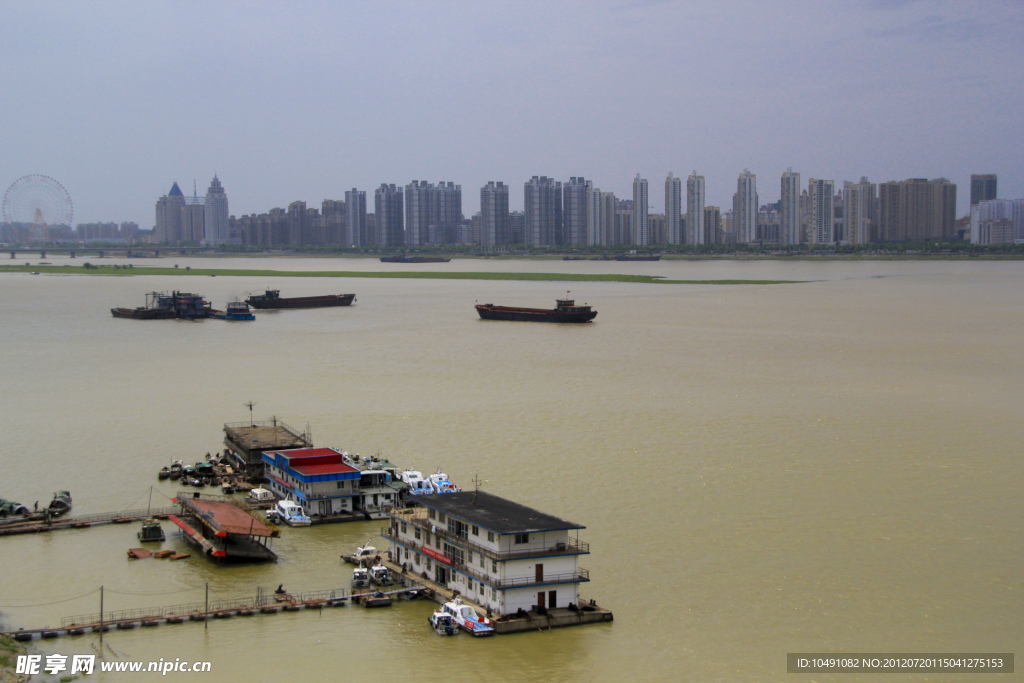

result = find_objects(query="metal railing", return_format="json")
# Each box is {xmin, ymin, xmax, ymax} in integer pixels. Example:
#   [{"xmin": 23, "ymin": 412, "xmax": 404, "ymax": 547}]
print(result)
[
  {"xmin": 385, "ymin": 515, "xmax": 590, "ymax": 561},
  {"xmin": 382, "ymin": 528, "xmax": 590, "ymax": 589}
]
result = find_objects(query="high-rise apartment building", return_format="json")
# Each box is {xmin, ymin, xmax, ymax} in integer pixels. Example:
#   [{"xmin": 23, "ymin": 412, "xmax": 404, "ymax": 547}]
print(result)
[
  {"xmin": 703, "ymin": 206, "xmax": 721, "ymax": 244},
  {"xmin": 877, "ymin": 178, "xmax": 957, "ymax": 241},
  {"xmin": 436, "ymin": 181, "xmax": 462, "ymax": 244},
  {"xmin": 480, "ymin": 181, "xmax": 509, "ymax": 247},
  {"xmin": 585, "ymin": 187, "xmax": 616, "ymax": 246},
  {"xmin": 155, "ymin": 182, "xmax": 185, "ymax": 243},
  {"xmin": 970, "ymin": 174, "xmax": 997, "ymax": 206},
  {"xmin": 732, "ymin": 170, "xmax": 757, "ymax": 244},
  {"xmin": 809, "ymin": 178, "xmax": 835, "ymax": 244},
  {"xmin": 524, "ymin": 176, "xmax": 562, "ymax": 246},
  {"xmin": 321, "ymin": 199, "xmax": 346, "ymax": 245},
  {"xmin": 404, "ymin": 180, "xmax": 434, "ymax": 247},
  {"xmin": 843, "ymin": 177, "xmax": 877, "ymax": 245},
  {"xmin": 375, "ymin": 183, "xmax": 404, "ymax": 247},
  {"xmin": 632, "ymin": 174, "xmax": 649, "ymax": 245},
  {"xmin": 971, "ymin": 198, "xmax": 1024, "ymax": 244},
  {"xmin": 665, "ymin": 173, "xmax": 682, "ymax": 244},
  {"xmin": 686, "ymin": 172, "xmax": 705, "ymax": 245},
  {"xmin": 563, "ymin": 177, "xmax": 589, "ymax": 246},
  {"xmin": 204, "ymin": 175, "xmax": 229, "ymax": 245},
  {"xmin": 780, "ymin": 169, "xmax": 801, "ymax": 245},
  {"xmin": 287, "ymin": 201, "xmax": 307, "ymax": 245},
  {"xmin": 345, "ymin": 189, "xmax": 367, "ymax": 246}
]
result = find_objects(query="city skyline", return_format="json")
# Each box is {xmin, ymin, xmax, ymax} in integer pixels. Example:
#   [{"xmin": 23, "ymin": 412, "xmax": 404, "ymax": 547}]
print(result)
[{"xmin": 1, "ymin": 2, "xmax": 1022, "ymax": 226}]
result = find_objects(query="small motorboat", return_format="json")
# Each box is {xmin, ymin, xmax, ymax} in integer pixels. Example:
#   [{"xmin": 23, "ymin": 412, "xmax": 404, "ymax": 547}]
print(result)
[
  {"xmin": 342, "ymin": 539, "xmax": 379, "ymax": 565},
  {"xmin": 48, "ymin": 491, "xmax": 72, "ymax": 516},
  {"xmin": 138, "ymin": 518, "xmax": 165, "ymax": 542},
  {"xmin": 271, "ymin": 500, "xmax": 311, "ymax": 527},
  {"xmin": 429, "ymin": 609, "xmax": 459, "ymax": 636},
  {"xmin": 442, "ymin": 598, "xmax": 495, "ymax": 636},
  {"xmin": 352, "ymin": 567, "xmax": 370, "ymax": 589},
  {"xmin": 158, "ymin": 467, "xmax": 171, "ymax": 480},
  {"xmin": 369, "ymin": 564, "xmax": 393, "ymax": 586}
]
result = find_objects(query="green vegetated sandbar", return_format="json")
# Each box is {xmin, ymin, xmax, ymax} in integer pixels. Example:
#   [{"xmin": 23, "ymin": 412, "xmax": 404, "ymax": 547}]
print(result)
[{"xmin": 0, "ymin": 264, "xmax": 803, "ymax": 285}]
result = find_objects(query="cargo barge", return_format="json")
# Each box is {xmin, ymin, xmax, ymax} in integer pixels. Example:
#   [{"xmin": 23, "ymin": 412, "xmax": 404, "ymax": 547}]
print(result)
[
  {"xmin": 245, "ymin": 289, "xmax": 356, "ymax": 309},
  {"xmin": 379, "ymin": 255, "xmax": 450, "ymax": 263},
  {"xmin": 475, "ymin": 297, "xmax": 597, "ymax": 323}
]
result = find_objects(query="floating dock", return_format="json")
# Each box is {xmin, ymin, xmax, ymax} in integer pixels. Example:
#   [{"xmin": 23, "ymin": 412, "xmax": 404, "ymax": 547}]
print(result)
[
  {"xmin": 172, "ymin": 493, "xmax": 279, "ymax": 562},
  {"xmin": 0, "ymin": 582, "xmax": 429, "ymax": 641}
]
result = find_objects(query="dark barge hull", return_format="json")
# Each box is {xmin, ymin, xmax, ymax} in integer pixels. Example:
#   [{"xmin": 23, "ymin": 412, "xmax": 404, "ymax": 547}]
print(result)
[
  {"xmin": 476, "ymin": 305, "xmax": 597, "ymax": 323},
  {"xmin": 246, "ymin": 293, "xmax": 355, "ymax": 309},
  {"xmin": 380, "ymin": 256, "xmax": 451, "ymax": 263},
  {"xmin": 111, "ymin": 307, "xmax": 176, "ymax": 320}
]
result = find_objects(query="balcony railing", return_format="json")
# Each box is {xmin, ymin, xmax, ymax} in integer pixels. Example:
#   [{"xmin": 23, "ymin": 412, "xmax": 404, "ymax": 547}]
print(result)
[
  {"xmin": 386, "ymin": 512, "xmax": 589, "ymax": 561},
  {"xmin": 382, "ymin": 528, "xmax": 590, "ymax": 590}
]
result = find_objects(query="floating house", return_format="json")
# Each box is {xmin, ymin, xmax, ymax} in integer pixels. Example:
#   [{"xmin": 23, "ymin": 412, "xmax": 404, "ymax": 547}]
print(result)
[
  {"xmin": 171, "ymin": 493, "xmax": 279, "ymax": 562},
  {"xmin": 261, "ymin": 448, "xmax": 361, "ymax": 518},
  {"xmin": 223, "ymin": 419, "xmax": 311, "ymax": 481},
  {"xmin": 384, "ymin": 491, "xmax": 590, "ymax": 616}
]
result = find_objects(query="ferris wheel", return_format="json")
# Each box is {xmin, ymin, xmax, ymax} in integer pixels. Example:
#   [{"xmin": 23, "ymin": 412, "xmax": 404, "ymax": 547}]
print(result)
[{"xmin": 2, "ymin": 174, "xmax": 74, "ymax": 242}]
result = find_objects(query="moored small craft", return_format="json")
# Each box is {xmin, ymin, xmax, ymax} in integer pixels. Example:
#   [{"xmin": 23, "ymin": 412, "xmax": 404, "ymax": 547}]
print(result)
[
  {"xmin": 342, "ymin": 540, "xmax": 379, "ymax": 565},
  {"xmin": 271, "ymin": 499, "xmax": 311, "ymax": 526},
  {"xmin": 429, "ymin": 609, "xmax": 459, "ymax": 635},
  {"xmin": 475, "ymin": 296, "xmax": 596, "ymax": 323},
  {"xmin": 48, "ymin": 491, "xmax": 72, "ymax": 516},
  {"xmin": 352, "ymin": 566, "xmax": 370, "ymax": 588},
  {"xmin": 138, "ymin": 517, "xmax": 165, "ymax": 542},
  {"xmin": 442, "ymin": 597, "xmax": 495, "ymax": 636},
  {"xmin": 245, "ymin": 289, "xmax": 355, "ymax": 309},
  {"xmin": 369, "ymin": 564, "xmax": 393, "ymax": 586},
  {"xmin": 158, "ymin": 466, "xmax": 171, "ymax": 480}
]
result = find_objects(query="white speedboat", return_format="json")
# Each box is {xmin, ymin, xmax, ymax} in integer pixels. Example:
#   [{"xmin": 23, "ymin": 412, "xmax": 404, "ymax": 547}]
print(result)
[
  {"xmin": 271, "ymin": 499, "xmax": 311, "ymax": 527},
  {"xmin": 400, "ymin": 470, "xmax": 432, "ymax": 495},
  {"xmin": 442, "ymin": 598, "xmax": 495, "ymax": 636},
  {"xmin": 427, "ymin": 469, "xmax": 459, "ymax": 494},
  {"xmin": 369, "ymin": 564, "xmax": 393, "ymax": 586},
  {"xmin": 352, "ymin": 566, "xmax": 370, "ymax": 588},
  {"xmin": 429, "ymin": 609, "xmax": 459, "ymax": 636}
]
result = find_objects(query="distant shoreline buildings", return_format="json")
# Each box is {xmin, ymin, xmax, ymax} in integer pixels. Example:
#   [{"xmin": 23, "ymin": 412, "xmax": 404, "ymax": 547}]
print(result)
[{"xmin": 6, "ymin": 171, "xmax": 1014, "ymax": 247}]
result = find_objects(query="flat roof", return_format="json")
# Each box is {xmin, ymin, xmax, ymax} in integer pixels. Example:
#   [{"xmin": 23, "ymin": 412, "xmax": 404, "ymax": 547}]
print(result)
[
  {"xmin": 414, "ymin": 491, "xmax": 584, "ymax": 535},
  {"xmin": 180, "ymin": 498, "xmax": 273, "ymax": 537}
]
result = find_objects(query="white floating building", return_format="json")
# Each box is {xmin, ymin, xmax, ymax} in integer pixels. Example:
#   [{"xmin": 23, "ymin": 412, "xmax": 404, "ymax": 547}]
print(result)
[{"xmin": 384, "ymin": 490, "xmax": 590, "ymax": 616}]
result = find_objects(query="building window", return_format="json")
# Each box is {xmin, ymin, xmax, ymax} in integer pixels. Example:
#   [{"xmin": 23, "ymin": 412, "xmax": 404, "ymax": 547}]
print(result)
[
  {"xmin": 487, "ymin": 531, "xmax": 495, "ymax": 543},
  {"xmin": 491, "ymin": 561, "xmax": 497, "ymax": 573},
  {"xmin": 401, "ymin": 522, "xmax": 407, "ymax": 534},
  {"xmin": 414, "ymin": 527, "xmax": 421, "ymax": 540},
  {"xmin": 468, "ymin": 551, "xmax": 474, "ymax": 563},
  {"xmin": 438, "ymin": 512, "xmax": 446, "ymax": 524},
  {"xmin": 472, "ymin": 525, "xmax": 479, "ymax": 536},
  {"xmin": 514, "ymin": 533, "xmax": 529, "ymax": 545},
  {"xmin": 428, "ymin": 508, "xmax": 435, "ymax": 520},
  {"xmin": 480, "ymin": 555, "xmax": 485, "ymax": 569}
]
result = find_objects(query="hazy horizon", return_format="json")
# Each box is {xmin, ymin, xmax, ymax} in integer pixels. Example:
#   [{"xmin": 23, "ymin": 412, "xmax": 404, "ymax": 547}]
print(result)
[{"xmin": 2, "ymin": 0, "xmax": 1021, "ymax": 227}]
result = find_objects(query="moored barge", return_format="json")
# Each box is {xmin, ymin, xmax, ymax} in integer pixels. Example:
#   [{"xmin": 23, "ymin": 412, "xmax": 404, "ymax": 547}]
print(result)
[
  {"xmin": 379, "ymin": 255, "xmax": 451, "ymax": 263},
  {"xmin": 475, "ymin": 297, "xmax": 597, "ymax": 323},
  {"xmin": 245, "ymin": 289, "xmax": 355, "ymax": 309}
]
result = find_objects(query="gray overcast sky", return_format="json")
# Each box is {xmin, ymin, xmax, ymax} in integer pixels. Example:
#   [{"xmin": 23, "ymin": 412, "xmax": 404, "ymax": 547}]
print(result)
[{"xmin": 1, "ymin": 0, "xmax": 1021, "ymax": 227}]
